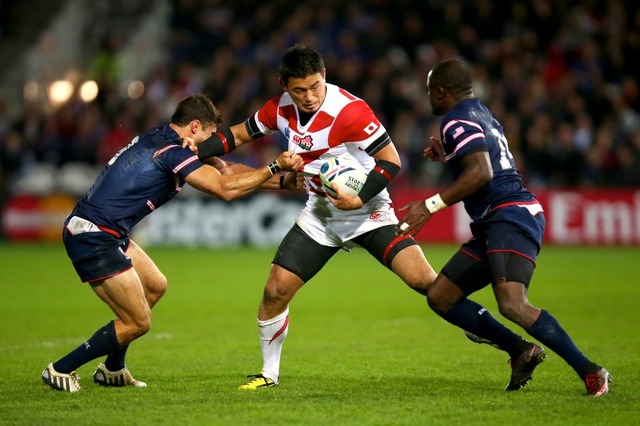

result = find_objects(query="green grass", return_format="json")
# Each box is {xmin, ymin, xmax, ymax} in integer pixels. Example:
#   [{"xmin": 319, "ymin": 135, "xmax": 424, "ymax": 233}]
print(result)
[{"xmin": 0, "ymin": 243, "xmax": 638, "ymax": 425}]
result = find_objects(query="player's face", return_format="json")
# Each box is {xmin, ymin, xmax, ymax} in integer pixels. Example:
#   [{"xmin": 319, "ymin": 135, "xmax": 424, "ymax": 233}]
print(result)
[
  {"xmin": 194, "ymin": 123, "xmax": 217, "ymax": 143},
  {"xmin": 283, "ymin": 72, "xmax": 326, "ymax": 114}
]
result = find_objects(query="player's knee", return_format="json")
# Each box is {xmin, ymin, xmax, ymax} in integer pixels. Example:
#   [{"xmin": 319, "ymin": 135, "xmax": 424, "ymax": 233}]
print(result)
[
  {"xmin": 131, "ymin": 315, "xmax": 152, "ymax": 339},
  {"xmin": 425, "ymin": 287, "xmax": 449, "ymax": 315},
  {"xmin": 262, "ymin": 279, "xmax": 294, "ymax": 303},
  {"xmin": 147, "ymin": 274, "xmax": 168, "ymax": 306},
  {"xmin": 497, "ymin": 299, "xmax": 523, "ymax": 322}
]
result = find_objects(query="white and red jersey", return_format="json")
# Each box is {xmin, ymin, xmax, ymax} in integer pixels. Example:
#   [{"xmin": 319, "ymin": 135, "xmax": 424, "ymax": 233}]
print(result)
[{"xmin": 246, "ymin": 83, "xmax": 398, "ymax": 246}]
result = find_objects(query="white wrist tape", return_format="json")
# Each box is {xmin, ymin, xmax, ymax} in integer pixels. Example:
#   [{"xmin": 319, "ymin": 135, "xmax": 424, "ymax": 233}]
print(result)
[{"xmin": 425, "ymin": 193, "xmax": 448, "ymax": 214}]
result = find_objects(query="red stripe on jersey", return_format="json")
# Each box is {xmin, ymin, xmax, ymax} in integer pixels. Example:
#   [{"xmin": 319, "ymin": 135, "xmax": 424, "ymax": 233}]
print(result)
[
  {"xmin": 96, "ymin": 225, "xmax": 121, "ymax": 238},
  {"xmin": 173, "ymin": 155, "xmax": 199, "ymax": 173},
  {"xmin": 153, "ymin": 145, "xmax": 178, "ymax": 159},
  {"xmin": 257, "ymin": 96, "xmax": 281, "ymax": 131},
  {"xmin": 298, "ymin": 148, "xmax": 329, "ymax": 165},
  {"xmin": 338, "ymin": 87, "xmax": 358, "ymax": 100}
]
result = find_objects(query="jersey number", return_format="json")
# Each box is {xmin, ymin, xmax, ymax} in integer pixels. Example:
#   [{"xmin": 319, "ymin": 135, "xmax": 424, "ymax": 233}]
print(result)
[
  {"xmin": 108, "ymin": 136, "xmax": 140, "ymax": 166},
  {"xmin": 492, "ymin": 128, "xmax": 514, "ymax": 170}
]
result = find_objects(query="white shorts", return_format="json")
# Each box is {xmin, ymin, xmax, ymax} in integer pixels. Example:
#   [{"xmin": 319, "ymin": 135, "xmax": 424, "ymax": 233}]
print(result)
[{"xmin": 296, "ymin": 194, "xmax": 398, "ymax": 250}]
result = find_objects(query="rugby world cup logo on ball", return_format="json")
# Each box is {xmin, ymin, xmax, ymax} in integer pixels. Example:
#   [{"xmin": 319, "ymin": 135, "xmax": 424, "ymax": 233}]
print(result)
[{"xmin": 319, "ymin": 157, "xmax": 368, "ymax": 198}]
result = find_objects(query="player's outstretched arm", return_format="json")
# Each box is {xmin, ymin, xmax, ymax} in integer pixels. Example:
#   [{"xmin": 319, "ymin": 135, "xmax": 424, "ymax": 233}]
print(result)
[
  {"xmin": 185, "ymin": 151, "xmax": 303, "ymax": 201},
  {"xmin": 183, "ymin": 122, "xmax": 253, "ymax": 157},
  {"xmin": 396, "ymin": 151, "xmax": 492, "ymax": 236},
  {"xmin": 205, "ymin": 158, "xmax": 305, "ymax": 192}
]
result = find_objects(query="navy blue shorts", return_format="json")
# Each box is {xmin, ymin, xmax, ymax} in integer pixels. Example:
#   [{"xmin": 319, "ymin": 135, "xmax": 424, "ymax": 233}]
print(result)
[
  {"xmin": 63, "ymin": 219, "xmax": 132, "ymax": 283},
  {"xmin": 442, "ymin": 204, "xmax": 545, "ymax": 294}
]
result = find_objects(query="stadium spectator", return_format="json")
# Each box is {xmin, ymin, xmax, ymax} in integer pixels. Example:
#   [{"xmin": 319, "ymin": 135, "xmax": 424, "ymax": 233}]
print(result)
[
  {"xmin": 1, "ymin": 1, "xmax": 639, "ymax": 220},
  {"xmin": 41, "ymin": 93, "xmax": 303, "ymax": 392},
  {"xmin": 397, "ymin": 58, "xmax": 610, "ymax": 397}
]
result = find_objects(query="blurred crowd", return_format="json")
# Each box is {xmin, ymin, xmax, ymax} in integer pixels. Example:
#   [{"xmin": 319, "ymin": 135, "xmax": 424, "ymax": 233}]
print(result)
[{"xmin": 1, "ymin": 0, "xmax": 640, "ymax": 202}]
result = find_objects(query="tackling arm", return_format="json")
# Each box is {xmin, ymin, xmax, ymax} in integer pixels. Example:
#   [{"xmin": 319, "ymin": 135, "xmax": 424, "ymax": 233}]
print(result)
[
  {"xmin": 185, "ymin": 151, "xmax": 303, "ymax": 201},
  {"xmin": 396, "ymin": 150, "xmax": 492, "ymax": 236}
]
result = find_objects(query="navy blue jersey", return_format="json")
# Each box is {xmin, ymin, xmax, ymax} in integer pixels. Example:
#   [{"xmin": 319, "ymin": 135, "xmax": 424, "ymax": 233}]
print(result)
[
  {"xmin": 440, "ymin": 98, "xmax": 537, "ymax": 221},
  {"xmin": 73, "ymin": 125, "xmax": 203, "ymax": 236}
]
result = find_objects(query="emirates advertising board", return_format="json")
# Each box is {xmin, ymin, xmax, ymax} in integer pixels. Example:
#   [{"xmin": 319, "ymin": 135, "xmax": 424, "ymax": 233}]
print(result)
[{"xmin": 2, "ymin": 188, "xmax": 640, "ymax": 246}]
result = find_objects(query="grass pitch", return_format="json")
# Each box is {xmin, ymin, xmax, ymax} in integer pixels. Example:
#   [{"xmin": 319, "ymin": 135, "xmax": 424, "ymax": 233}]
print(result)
[{"xmin": 0, "ymin": 242, "xmax": 638, "ymax": 425}]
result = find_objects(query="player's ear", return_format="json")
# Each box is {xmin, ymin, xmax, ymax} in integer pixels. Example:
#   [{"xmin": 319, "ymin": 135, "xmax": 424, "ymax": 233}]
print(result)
[
  {"xmin": 190, "ymin": 119, "xmax": 201, "ymax": 134},
  {"xmin": 279, "ymin": 77, "xmax": 288, "ymax": 92}
]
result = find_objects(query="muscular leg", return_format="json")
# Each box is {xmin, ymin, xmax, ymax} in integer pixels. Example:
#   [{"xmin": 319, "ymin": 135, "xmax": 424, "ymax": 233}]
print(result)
[
  {"xmin": 244, "ymin": 224, "xmax": 338, "ymax": 385},
  {"xmin": 389, "ymin": 245, "xmax": 437, "ymax": 295},
  {"xmin": 52, "ymin": 268, "xmax": 150, "ymax": 374},
  {"xmin": 427, "ymin": 251, "xmax": 533, "ymax": 359},
  {"xmin": 258, "ymin": 264, "xmax": 304, "ymax": 321},
  {"xmin": 493, "ymin": 278, "xmax": 594, "ymax": 379},
  {"xmin": 354, "ymin": 225, "xmax": 435, "ymax": 295},
  {"xmin": 102, "ymin": 239, "xmax": 167, "ymax": 371}
]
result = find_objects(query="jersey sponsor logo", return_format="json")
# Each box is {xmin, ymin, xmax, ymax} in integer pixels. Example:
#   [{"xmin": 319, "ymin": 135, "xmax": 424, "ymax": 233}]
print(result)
[
  {"xmin": 363, "ymin": 121, "xmax": 379, "ymax": 135},
  {"xmin": 292, "ymin": 134, "xmax": 313, "ymax": 151}
]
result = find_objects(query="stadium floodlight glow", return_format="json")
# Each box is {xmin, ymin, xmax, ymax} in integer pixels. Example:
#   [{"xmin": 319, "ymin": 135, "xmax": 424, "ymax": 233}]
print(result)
[
  {"xmin": 125, "ymin": 80, "xmax": 145, "ymax": 100},
  {"xmin": 79, "ymin": 80, "xmax": 99, "ymax": 103},
  {"xmin": 48, "ymin": 80, "xmax": 74, "ymax": 105}
]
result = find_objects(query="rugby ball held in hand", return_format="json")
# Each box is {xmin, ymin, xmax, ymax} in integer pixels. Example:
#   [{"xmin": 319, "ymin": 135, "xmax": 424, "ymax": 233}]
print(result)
[{"xmin": 319, "ymin": 157, "xmax": 368, "ymax": 198}]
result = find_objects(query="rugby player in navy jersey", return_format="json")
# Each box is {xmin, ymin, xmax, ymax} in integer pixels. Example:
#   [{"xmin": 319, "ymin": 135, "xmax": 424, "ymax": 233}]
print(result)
[
  {"xmin": 41, "ymin": 93, "xmax": 303, "ymax": 392},
  {"xmin": 397, "ymin": 59, "xmax": 610, "ymax": 397}
]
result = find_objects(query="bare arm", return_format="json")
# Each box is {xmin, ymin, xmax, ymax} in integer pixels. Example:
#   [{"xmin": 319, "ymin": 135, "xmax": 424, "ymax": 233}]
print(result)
[
  {"xmin": 212, "ymin": 160, "xmax": 305, "ymax": 192},
  {"xmin": 185, "ymin": 151, "xmax": 303, "ymax": 201},
  {"xmin": 440, "ymin": 150, "xmax": 492, "ymax": 204},
  {"xmin": 397, "ymin": 150, "xmax": 492, "ymax": 236}
]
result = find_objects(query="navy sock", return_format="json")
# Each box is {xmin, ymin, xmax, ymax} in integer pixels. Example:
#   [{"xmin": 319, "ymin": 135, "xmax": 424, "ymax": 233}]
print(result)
[
  {"xmin": 104, "ymin": 344, "xmax": 129, "ymax": 371},
  {"xmin": 527, "ymin": 309, "xmax": 590, "ymax": 376},
  {"xmin": 443, "ymin": 299, "xmax": 526, "ymax": 357},
  {"xmin": 53, "ymin": 321, "xmax": 120, "ymax": 373}
]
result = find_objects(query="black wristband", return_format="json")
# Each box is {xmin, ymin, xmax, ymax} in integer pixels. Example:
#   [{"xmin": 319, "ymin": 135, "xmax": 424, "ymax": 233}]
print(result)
[
  {"xmin": 268, "ymin": 161, "xmax": 281, "ymax": 176},
  {"xmin": 279, "ymin": 174, "xmax": 286, "ymax": 189},
  {"xmin": 197, "ymin": 129, "xmax": 236, "ymax": 159},
  {"xmin": 358, "ymin": 159, "xmax": 400, "ymax": 204}
]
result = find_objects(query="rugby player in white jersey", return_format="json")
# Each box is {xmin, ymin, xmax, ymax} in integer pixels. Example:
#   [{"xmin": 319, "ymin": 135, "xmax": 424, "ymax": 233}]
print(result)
[{"xmin": 191, "ymin": 43, "xmax": 440, "ymax": 389}]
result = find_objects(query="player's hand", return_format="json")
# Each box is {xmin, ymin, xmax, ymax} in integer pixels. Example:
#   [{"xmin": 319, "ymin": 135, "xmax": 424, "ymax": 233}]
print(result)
[
  {"xmin": 326, "ymin": 184, "xmax": 364, "ymax": 210},
  {"xmin": 181, "ymin": 137, "xmax": 198, "ymax": 154},
  {"xmin": 396, "ymin": 200, "xmax": 432, "ymax": 236},
  {"xmin": 424, "ymin": 136, "xmax": 446, "ymax": 163},
  {"xmin": 276, "ymin": 150, "xmax": 304, "ymax": 172},
  {"xmin": 282, "ymin": 172, "xmax": 306, "ymax": 192}
]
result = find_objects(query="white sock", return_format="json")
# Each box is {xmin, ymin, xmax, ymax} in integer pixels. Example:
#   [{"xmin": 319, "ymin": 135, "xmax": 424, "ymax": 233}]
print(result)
[{"xmin": 258, "ymin": 307, "xmax": 289, "ymax": 382}]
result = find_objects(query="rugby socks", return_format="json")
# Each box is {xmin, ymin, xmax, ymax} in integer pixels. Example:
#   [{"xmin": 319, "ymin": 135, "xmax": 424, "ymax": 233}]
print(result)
[
  {"xmin": 443, "ymin": 299, "xmax": 528, "ymax": 358},
  {"xmin": 526, "ymin": 309, "xmax": 590, "ymax": 375},
  {"xmin": 104, "ymin": 344, "xmax": 129, "ymax": 371},
  {"xmin": 258, "ymin": 307, "xmax": 289, "ymax": 382},
  {"xmin": 53, "ymin": 320, "xmax": 120, "ymax": 374}
]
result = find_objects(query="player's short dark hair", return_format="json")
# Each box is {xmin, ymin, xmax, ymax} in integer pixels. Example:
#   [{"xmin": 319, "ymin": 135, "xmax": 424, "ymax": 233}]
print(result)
[
  {"xmin": 429, "ymin": 59, "xmax": 473, "ymax": 94},
  {"xmin": 171, "ymin": 93, "xmax": 223, "ymax": 128},
  {"xmin": 279, "ymin": 43, "xmax": 325, "ymax": 84}
]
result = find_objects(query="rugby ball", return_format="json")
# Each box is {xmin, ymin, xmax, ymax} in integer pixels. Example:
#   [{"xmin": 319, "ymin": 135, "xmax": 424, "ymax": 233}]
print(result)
[{"xmin": 319, "ymin": 157, "xmax": 368, "ymax": 198}]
